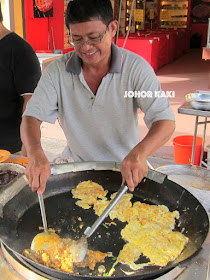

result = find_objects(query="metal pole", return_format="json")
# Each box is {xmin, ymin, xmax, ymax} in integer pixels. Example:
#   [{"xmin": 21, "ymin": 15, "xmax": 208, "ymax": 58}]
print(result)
[
  {"xmin": 114, "ymin": 0, "xmax": 122, "ymax": 45},
  {"xmin": 191, "ymin": 116, "xmax": 199, "ymax": 164},
  {"xmin": 200, "ymin": 117, "xmax": 207, "ymax": 166}
]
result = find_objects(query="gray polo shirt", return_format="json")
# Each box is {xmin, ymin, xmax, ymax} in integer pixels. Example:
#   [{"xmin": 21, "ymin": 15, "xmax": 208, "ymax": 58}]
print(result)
[{"xmin": 24, "ymin": 43, "xmax": 175, "ymax": 162}]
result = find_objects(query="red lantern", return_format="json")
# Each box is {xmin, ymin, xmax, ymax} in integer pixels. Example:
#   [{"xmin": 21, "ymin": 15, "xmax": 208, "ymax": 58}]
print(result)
[{"xmin": 35, "ymin": 0, "xmax": 53, "ymax": 13}]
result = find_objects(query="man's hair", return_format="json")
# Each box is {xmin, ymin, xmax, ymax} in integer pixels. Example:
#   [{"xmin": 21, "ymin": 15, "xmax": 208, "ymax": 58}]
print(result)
[
  {"xmin": 65, "ymin": 0, "xmax": 113, "ymax": 29},
  {"xmin": 0, "ymin": 2, "xmax": 3, "ymax": 22}
]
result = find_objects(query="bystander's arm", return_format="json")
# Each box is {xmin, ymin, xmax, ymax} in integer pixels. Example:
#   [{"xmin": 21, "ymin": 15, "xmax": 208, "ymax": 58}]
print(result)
[
  {"xmin": 22, "ymin": 94, "xmax": 32, "ymax": 112},
  {"xmin": 21, "ymin": 94, "xmax": 32, "ymax": 155}
]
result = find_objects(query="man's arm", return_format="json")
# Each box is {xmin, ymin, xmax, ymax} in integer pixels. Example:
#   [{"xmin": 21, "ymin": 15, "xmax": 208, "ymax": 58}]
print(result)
[
  {"xmin": 22, "ymin": 94, "xmax": 32, "ymax": 112},
  {"xmin": 20, "ymin": 116, "xmax": 51, "ymax": 194},
  {"xmin": 120, "ymin": 119, "xmax": 175, "ymax": 191}
]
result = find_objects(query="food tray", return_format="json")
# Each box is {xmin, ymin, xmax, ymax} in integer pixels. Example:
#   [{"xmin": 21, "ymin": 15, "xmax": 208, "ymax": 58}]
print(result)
[
  {"xmin": 185, "ymin": 92, "xmax": 210, "ymax": 110},
  {"xmin": 0, "ymin": 163, "xmax": 25, "ymax": 188},
  {"xmin": 0, "ymin": 163, "xmax": 25, "ymax": 173}
]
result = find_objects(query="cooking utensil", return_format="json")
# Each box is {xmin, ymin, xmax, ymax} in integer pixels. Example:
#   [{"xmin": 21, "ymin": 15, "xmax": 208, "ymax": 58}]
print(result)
[
  {"xmin": 0, "ymin": 163, "xmax": 209, "ymax": 280},
  {"xmin": 30, "ymin": 194, "xmax": 49, "ymax": 251},
  {"xmin": 72, "ymin": 184, "xmax": 128, "ymax": 263},
  {"xmin": 146, "ymin": 160, "xmax": 154, "ymax": 170},
  {"xmin": 37, "ymin": 194, "xmax": 48, "ymax": 232},
  {"xmin": 0, "ymin": 169, "xmax": 49, "ymax": 251},
  {"xmin": 28, "ymin": 160, "xmax": 153, "ymax": 261}
]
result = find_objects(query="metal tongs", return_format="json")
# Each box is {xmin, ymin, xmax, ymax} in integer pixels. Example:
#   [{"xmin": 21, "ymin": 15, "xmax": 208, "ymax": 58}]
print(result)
[
  {"xmin": 71, "ymin": 184, "xmax": 128, "ymax": 263},
  {"xmin": 71, "ymin": 161, "xmax": 155, "ymax": 263},
  {"xmin": 31, "ymin": 193, "xmax": 48, "ymax": 250},
  {"xmin": 37, "ymin": 193, "xmax": 48, "ymax": 232}
]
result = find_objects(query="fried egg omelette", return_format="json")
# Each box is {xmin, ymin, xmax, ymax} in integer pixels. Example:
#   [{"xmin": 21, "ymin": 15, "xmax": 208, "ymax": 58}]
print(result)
[
  {"xmin": 23, "ymin": 180, "xmax": 189, "ymax": 275},
  {"xmin": 72, "ymin": 180, "xmax": 189, "ymax": 269},
  {"xmin": 23, "ymin": 231, "xmax": 108, "ymax": 273},
  {"xmin": 72, "ymin": 180, "xmax": 108, "ymax": 209}
]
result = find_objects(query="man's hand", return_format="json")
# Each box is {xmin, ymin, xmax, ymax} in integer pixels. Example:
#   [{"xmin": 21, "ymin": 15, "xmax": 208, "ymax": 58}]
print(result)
[
  {"xmin": 120, "ymin": 150, "xmax": 148, "ymax": 192},
  {"xmin": 120, "ymin": 120, "xmax": 175, "ymax": 192},
  {"xmin": 25, "ymin": 151, "xmax": 51, "ymax": 194},
  {"xmin": 21, "ymin": 116, "xmax": 51, "ymax": 194}
]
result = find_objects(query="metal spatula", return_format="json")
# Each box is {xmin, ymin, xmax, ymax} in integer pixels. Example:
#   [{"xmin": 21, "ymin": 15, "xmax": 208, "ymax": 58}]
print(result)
[
  {"xmin": 71, "ymin": 184, "xmax": 128, "ymax": 263},
  {"xmin": 31, "ymin": 194, "xmax": 49, "ymax": 251}
]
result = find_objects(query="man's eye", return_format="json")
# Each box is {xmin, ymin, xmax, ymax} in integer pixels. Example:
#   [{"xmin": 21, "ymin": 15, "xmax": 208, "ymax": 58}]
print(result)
[
  {"xmin": 89, "ymin": 36, "xmax": 99, "ymax": 41},
  {"xmin": 73, "ymin": 38, "xmax": 82, "ymax": 43}
]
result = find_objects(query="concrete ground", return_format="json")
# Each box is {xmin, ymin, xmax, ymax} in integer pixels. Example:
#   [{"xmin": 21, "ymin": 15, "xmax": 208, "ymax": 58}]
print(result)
[{"xmin": 40, "ymin": 48, "xmax": 209, "ymax": 170}]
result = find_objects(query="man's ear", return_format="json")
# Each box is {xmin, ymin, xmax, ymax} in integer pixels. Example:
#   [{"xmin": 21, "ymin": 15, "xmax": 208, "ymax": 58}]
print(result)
[{"xmin": 109, "ymin": 20, "xmax": 118, "ymax": 37}]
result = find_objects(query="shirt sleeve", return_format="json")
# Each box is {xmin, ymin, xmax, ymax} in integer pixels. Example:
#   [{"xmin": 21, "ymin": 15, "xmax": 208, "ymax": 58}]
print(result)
[
  {"xmin": 12, "ymin": 38, "xmax": 41, "ymax": 95},
  {"xmin": 132, "ymin": 60, "xmax": 175, "ymax": 129},
  {"xmin": 23, "ymin": 67, "xmax": 58, "ymax": 124}
]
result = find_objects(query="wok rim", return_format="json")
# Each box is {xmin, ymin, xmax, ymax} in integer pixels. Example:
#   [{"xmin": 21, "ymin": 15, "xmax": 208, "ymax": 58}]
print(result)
[{"xmin": 0, "ymin": 162, "xmax": 209, "ymax": 279}]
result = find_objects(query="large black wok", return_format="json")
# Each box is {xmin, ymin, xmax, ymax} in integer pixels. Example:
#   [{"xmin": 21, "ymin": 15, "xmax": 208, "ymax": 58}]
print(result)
[{"xmin": 0, "ymin": 162, "xmax": 209, "ymax": 280}]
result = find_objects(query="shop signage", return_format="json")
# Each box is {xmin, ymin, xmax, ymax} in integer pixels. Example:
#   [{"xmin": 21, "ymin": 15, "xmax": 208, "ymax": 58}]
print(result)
[
  {"xmin": 134, "ymin": 9, "xmax": 144, "ymax": 22},
  {"xmin": 149, "ymin": 8, "xmax": 155, "ymax": 20},
  {"xmin": 160, "ymin": 10, "xmax": 171, "ymax": 21}
]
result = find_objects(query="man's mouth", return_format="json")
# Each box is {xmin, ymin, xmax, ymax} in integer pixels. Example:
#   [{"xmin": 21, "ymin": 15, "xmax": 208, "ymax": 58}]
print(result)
[{"xmin": 82, "ymin": 51, "xmax": 97, "ymax": 56}]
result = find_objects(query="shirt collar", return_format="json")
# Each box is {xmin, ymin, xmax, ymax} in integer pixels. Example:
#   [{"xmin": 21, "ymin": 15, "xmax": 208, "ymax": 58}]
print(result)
[{"xmin": 65, "ymin": 43, "xmax": 123, "ymax": 74}]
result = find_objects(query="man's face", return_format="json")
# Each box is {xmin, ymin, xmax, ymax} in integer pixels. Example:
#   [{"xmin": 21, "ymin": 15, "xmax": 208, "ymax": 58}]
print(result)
[{"xmin": 69, "ymin": 19, "xmax": 117, "ymax": 67}]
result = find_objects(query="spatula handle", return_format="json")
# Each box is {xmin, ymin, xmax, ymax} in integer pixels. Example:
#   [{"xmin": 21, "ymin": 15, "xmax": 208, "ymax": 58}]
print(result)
[
  {"xmin": 38, "ymin": 194, "xmax": 48, "ymax": 232},
  {"xmin": 84, "ymin": 184, "xmax": 128, "ymax": 238}
]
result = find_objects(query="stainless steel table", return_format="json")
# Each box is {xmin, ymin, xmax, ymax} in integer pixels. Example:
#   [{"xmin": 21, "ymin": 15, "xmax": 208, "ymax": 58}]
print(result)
[{"xmin": 178, "ymin": 102, "xmax": 210, "ymax": 167}]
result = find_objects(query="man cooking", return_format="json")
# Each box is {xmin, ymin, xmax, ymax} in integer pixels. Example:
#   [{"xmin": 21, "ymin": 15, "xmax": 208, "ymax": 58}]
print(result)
[{"xmin": 20, "ymin": 0, "xmax": 175, "ymax": 194}]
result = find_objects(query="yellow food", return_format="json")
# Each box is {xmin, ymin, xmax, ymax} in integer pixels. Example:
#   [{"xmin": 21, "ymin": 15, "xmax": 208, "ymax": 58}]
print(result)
[
  {"xmin": 108, "ymin": 193, "xmax": 133, "ymax": 222},
  {"xmin": 104, "ymin": 222, "xmax": 117, "ymax": 226},
  {"xmin": 75, "ymin": 250, "xmax": 108, "ymax": 270},
  {"xmin": 93, "ymin": 192, "xmax": 133, "ymax": 222},
  {"xmin": 117, "ymin": 242, "xmax": 142, "ymax": 265},
  {"xmin": 72, "ymin": 180, "xmax": 189, "ymax": 270},
  {"xmin": 120, "ymin": 220, "xmax": 188, "ymax": 267},
  {"xmin": 24, "ymin": 245, "xmax": 74, "ymax": 273},
  {"xmin": 72, "ymin": 180, "xmax": 108, "ymax": 209},
  {"xmin": 129, "ymin": 201, "xmax": 180, "ymax": 229},
  {"xmin": 23, "ymin": 233, "xmax": 108, "ymax": 273},
  {"xmin": 31, "ymin": 231, "xmax": 61, "ymax": 251},
  {"xmin": 93, "ymin": 199, "xmax": 110, "ymax": 215},
  {"xmin": 24, "ymin": 180, "xmax": 189, "ymax": 276}
]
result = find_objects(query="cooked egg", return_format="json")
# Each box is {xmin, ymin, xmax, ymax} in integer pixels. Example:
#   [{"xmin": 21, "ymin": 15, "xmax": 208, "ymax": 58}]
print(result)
[
  {"xmin": 24, "ymin": 180, "xmax": 189, "ymax": 275},
  {"xmin": 71, "ymin": 181, "xmax": 189, "ymax": 269},
  {"xmin": 72, "ymin": 180, "xmax": 108, "ymax": 209}
]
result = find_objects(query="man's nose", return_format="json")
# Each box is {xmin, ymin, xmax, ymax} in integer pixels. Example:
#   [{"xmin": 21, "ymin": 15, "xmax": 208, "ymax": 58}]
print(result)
[{"xmin": 81, "ymin": 41, "xmax": 93, "ymax": 51}]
